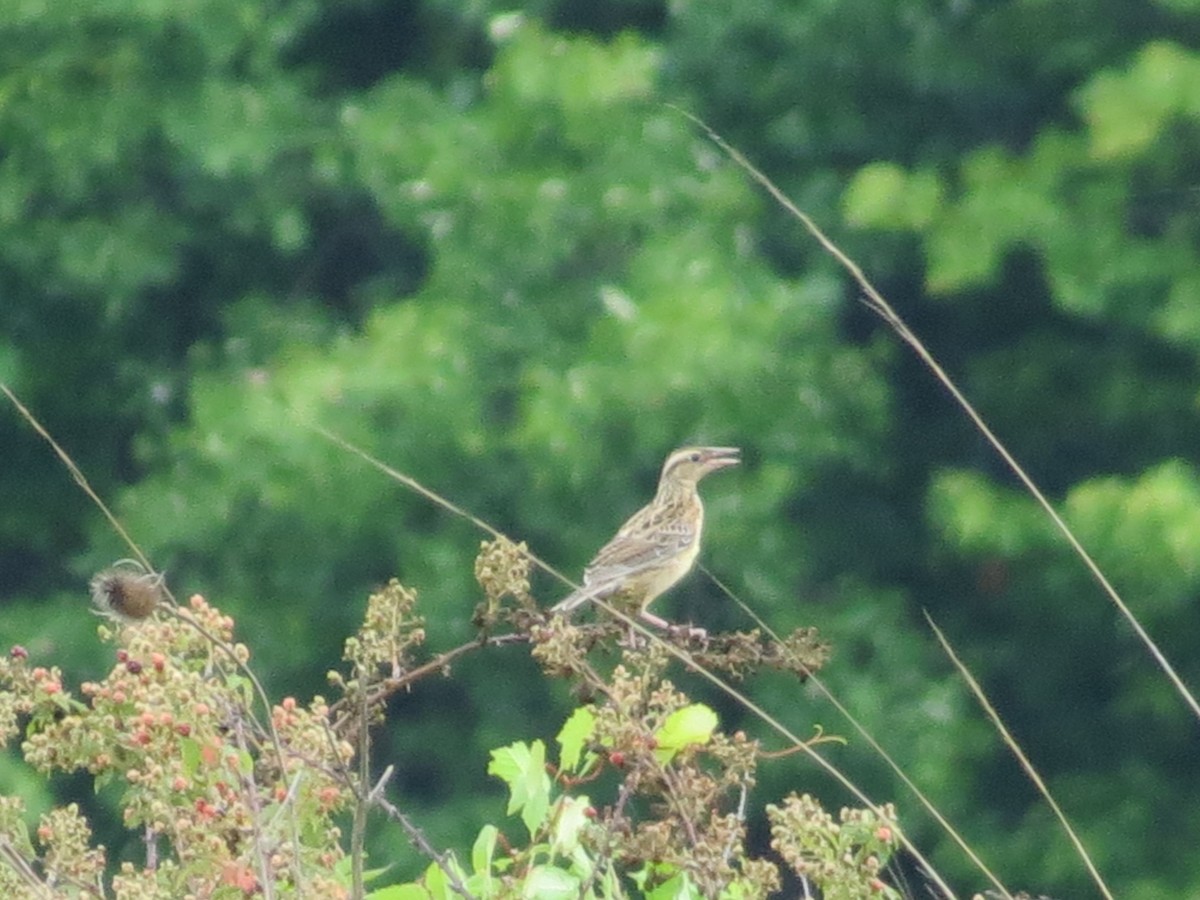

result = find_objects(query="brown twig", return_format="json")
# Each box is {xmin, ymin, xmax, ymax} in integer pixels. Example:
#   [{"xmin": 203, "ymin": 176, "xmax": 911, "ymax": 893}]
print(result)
[
  {"xmin": 367, "ymin": 766, "xmax": 477, "ymax": 899},
  {"xmin": 328, "ymin": 632, "xmax": 530, "ymax": 735}
]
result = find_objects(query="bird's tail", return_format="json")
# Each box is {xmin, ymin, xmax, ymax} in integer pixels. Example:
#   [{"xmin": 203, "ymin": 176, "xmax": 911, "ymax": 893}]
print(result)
[{"xmin": 551, "ymin": 582, "xmax": 608, "ymax": 614}]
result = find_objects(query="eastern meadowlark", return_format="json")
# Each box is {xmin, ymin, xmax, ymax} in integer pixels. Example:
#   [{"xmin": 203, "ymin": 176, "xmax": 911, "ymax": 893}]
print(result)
[{"xmin": 552, "ymin": 446, "xmax": 740, "ymax": 628}]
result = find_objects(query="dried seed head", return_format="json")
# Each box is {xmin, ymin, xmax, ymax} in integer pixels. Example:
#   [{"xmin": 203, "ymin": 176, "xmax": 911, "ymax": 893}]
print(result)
[{"xmin": 90, "ymin": 564, "xmax": 164, "ymax": 622}]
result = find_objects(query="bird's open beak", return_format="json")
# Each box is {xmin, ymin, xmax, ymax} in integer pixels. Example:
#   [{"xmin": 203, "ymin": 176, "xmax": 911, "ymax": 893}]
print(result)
[{"xmin": 701, "ymin": 447, "xmax": 741, "ymax": 470}]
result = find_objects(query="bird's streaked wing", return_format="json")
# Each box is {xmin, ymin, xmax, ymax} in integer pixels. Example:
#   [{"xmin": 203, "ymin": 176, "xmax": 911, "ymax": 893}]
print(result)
[{"xmin": 551, "ymin": 505, "xmax": 696, "ymax": 612}]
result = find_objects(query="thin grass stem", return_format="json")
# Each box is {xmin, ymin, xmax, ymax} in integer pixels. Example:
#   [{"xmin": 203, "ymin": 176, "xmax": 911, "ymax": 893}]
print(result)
[
  {"xmin": 670, "ymin": 107, "xmax": 1200, "ymax": 726},
  {"xmin": 926, "ymin": 613, "xmax": 1114, "ymax": 900}
]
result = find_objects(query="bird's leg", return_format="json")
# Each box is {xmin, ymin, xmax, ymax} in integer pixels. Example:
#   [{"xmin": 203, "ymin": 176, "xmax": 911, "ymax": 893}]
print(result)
[
  {"xmin": 639, "ymin": 609, "xmax": 707, "ymax": 642},
  {"xmin": 670, "ymin": 623, "xmax": 708, "ymax": 641},
  {"xmin": 637, "ymin": 608, "xmax": 671, "ymax": 630},
  {"xmin": 616, "ymin": 608, "xmax": 671, "ymax": 649}
]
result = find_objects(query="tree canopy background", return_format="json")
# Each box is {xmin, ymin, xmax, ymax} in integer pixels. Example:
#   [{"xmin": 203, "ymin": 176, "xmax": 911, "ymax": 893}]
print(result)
[{"xmin": 3, "ymin": 0, "xmax": 1200, "ymax": 896}]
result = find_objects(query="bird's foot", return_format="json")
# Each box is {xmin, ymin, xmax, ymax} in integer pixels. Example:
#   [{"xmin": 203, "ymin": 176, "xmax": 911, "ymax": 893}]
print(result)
[
  {"xmin": 637, "ymin": 610, "xmax": 706, "ymax": 642},
  {"xmin": 666, "ymin": 622, "xmax": 707, "ymax": 642}
]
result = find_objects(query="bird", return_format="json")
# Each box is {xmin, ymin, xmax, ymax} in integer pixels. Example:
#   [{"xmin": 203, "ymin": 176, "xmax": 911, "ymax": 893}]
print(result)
[
  {"xmin": 89, "ymin": 561, "xmax": 165, "ymax": 622},
  {"xmin": 552, "ymin": 446, "xmax": 740, "ymax": 629}
]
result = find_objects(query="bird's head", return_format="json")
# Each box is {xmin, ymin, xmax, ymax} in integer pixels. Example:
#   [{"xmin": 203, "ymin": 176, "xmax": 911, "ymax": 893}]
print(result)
[{"xmin": 658, "ymin": 446, "xmax": 741, "ymax": 489}]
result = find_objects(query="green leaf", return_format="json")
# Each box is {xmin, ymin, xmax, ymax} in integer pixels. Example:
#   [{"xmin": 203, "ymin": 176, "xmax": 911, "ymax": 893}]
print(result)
[
  {"xmin": 556, "ymin": 706, "xmax": 596, "ymax": 774},
  {"xmin": 235, "ymin": 748, "xmax": 254, "ymax": 776},
  {"xmin": 633, "ymin": 863, "xmax": 702, "ymax": 899},
  {"xmin": 654, "ymin": 704, "xmax": 718, "ymax": 763},
  {"xmin": 926, "ymin": 469, "xmax": 1050, "ymax": 557},
  {"xmin": 549, "ymin": 795, "xmax": 592, "ymax": 855},
  {"xmin": 224, "ymin": 673, "xmax": 258, "ymax": 710},
  {"xmin": 487, "ymin": 740, "xmax": 551, "ymax": 836},
  {"xmin": 360, "ymin": 865, "xmax": 393, "ymax": 886},
  {"xmin": 179, "ymin": 737, "xmax": 201, "ymax": 779},
  {"xmin": 417, "ymin": 859, "xmax": 455, "ymax": 900},
  {"xmin": 522, "ymin": 865, "xmax": 579, "ymax": 899},
  {"xmin": 644, "ymin": 870, "xmax": 702, "ymax": 900},
  {"xmin": 1078, "ymin": 42, "xmax": 1200, "ymax": 160},
  {"xmin": 471, "ymin": 824, "xmax": 497, "ymax": 893},
  {"xmin": 367, "ymin": 885, "xmax": 431, "ymax": 900},
  {"xmin": 49, "ymin": 693, "xmax": 86, "ymax": 715},
  {"xmin": 842, "ymin": 162, "xmax": 943, "ymax": 230}
]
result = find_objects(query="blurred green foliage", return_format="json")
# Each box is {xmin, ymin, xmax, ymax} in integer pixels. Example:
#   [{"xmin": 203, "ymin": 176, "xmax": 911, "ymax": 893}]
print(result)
[{"xmin": 4, "ymin": 0, "xmax": 1200, "ymax": 897}]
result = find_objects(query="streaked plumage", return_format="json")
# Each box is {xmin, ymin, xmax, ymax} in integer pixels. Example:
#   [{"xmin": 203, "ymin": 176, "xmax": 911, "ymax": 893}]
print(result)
[{"xmin": 553, "ymin": 446, "xmax": 740, "ymax": 623}]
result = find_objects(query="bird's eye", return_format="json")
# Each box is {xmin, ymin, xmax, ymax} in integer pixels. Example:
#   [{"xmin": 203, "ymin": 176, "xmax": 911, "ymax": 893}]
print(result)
[{"xmin": 689, "ymin": 452, "xmax": 701, "ymax": 462}]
